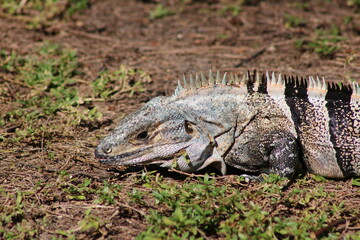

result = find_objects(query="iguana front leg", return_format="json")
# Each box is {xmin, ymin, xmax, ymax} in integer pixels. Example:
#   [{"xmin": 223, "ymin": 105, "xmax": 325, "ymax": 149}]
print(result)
[
  {"xmin": 266, "ymin": 132, "xmax": 301, "ymax": 179},
  {"xmin": 225, "ymin": 131, "xmax": 301, "ymax": 180}
]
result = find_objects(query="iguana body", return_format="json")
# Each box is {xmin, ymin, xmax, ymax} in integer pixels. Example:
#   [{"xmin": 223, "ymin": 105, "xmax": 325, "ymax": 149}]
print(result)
[{"xmin": 95, "ymin": 71, "xmax": 360, "ymax": 179}]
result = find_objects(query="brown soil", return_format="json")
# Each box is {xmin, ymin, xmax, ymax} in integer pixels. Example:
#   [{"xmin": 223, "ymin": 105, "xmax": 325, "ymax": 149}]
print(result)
[{"xmin": 0, "ymin": 0, "xmax": 359, "ymax": 239}]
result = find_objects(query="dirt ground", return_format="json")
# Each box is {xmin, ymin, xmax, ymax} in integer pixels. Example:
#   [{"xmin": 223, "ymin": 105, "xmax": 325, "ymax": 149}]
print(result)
[{"xmin": 0, "ymin": 0, "xmax": 360, "ymax": 239}]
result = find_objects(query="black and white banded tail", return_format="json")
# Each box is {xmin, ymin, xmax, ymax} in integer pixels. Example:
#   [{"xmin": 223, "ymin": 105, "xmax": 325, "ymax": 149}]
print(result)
[{"xmin": 259, "ymin": 71, "xmax": 359, "ymax": 178}]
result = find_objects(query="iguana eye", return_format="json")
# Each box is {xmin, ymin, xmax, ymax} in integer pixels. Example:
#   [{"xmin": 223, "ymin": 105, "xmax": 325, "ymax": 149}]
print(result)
[
  {"xmin": 102, "ymin": 144, "xmax": 112, "ymax": 154},
  {"xmin": 184, "ymin": 120, "xmax": 194, "ymax": 134},
  {"xmin": 136, "ymin": 131, "xmax": 148, "ymax": 140},
  {"xmin": 104, "ymin": 146, "xmax": 112, "ymax": 154}
]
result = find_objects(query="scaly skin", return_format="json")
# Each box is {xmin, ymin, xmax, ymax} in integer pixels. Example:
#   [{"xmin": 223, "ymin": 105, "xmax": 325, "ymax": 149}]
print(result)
[{"xmin": 95, "ymin": 71, "xmax": 360, "ymax": 179}]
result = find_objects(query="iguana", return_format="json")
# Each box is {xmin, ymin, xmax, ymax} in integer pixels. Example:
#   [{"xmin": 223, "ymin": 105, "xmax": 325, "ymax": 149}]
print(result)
[{"xmin": 95, "ymin": 70, "xmax": 360, "ymax": 179}]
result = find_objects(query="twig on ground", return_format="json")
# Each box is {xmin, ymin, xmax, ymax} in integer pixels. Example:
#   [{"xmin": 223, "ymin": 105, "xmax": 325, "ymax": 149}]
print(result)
[
  {"xmin": 118, "ymin": 203, "xmax": 146, "ymax": 217},
  {"xmin": 234, "ymin": 47, "xmax": 267, "ymax": 67},
  {"xmin": 312, "ymin": 214, "xmax": 360, "ymax": 239}
]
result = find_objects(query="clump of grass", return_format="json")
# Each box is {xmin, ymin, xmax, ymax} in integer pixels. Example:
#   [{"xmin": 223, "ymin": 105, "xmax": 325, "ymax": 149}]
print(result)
[
  {"xmin": 0, "ymin": 41, "xmax": 150, "ymax": 142},
  {"xmin": 1, "ymin": 170, "xmax": 358, "ymax": 239},
  {"xmin": 91, "ymin": 65, "xmax": 151, "ymax": 100},
  {"xmin": 0, "ymin": 42, "xmax": 87, "ymax": 141},
  {"xmin": 284, "ymin": 13, "xmax": 306, "ymax": 28},
  {"xmin": 134, "ymin": 172, "xmax": 359, "ymax": 239},
  {"xmin": 295, "ymin": 25, "xmax": 345, "ymax": 58},
  {"xmin": 0, "ymin": 0, "xmax": 89, "ymax": 29},
  {"xmin": 149, "ymin": 4, "xmax": 174, "ymax": 20},
  {"xmin": 218, "ymin": 5, "xmax": 242, "ymax": 16},
  {"xmin": 0, "ymin": 171, "xmax": 119, "ymax": 239}
]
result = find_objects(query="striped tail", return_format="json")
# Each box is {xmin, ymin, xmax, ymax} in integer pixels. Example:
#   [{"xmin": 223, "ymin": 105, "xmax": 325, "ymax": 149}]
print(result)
[{"xmin": 258, "ymin": 72, "xmax": 359, "ymax": 178}]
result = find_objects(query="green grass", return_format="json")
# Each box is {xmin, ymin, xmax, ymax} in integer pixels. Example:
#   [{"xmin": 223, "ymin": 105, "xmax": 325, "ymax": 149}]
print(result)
[
  {"xmin": 91, "ymin": 65, "xmax": 150, "ymax": 100},
  {"xmin": 0, "ymin": 42, "xmax": 149, "ymax": 143},
  {"xmin": 133, "ymin": 173, "xmax": 359, "ymax": 240},
  {"xmin": 0, "ymin": 0, "xmax": 89, "ymax": 29},
  {"xmin": 0, "ymin": 169, "xmax": 358, "ymax": 239},
  {"xmin": 284, "ymin": 13, "xmax": 306, "ymax": 28},
  {"xmin": 149, "ymin": 4, "xmax": 174, "ymax": 20},
  {"xmin": 0, "ymin": 42, "xmax": 87, "ymax": 142},
  {"xmin": 295, "ymin": 25, "xmax": 345, "ymax": 58},
  {"xmin": 219, "ymin": 5, "xmax": 242, "ymax": 16}
]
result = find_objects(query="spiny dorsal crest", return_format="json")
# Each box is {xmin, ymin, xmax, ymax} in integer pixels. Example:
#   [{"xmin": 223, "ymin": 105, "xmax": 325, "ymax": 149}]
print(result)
[{"xmin": 173, "ymin": 70, "xmax": 360, "ymax": 103}]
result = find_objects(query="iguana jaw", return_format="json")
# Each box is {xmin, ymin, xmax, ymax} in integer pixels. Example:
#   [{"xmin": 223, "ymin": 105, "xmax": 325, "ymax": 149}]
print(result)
[{"xmin": 95, "ymin": 142, "xmax": 192, "ymax": 166}]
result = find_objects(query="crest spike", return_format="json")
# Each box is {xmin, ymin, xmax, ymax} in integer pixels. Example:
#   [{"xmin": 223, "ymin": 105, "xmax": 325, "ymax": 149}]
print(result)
[
  {"xmin": 309, "ymin": 76, "xmax": 314, "ymax": 88},
  {"xmin": 316, "ymin": 76, "xmax": 320, "ymax": 87},
  {"xmin": 322, "ymin": 77, "xmax": 327, "ymax": 90},
  {"xmin": 189, "ymin": 74, "xmax": 195, "ymax": 89},
  {"xmin": 216, "ymin": 71, "xmax": 221, "ymax": 84},
  {"xmin": 271, "ymin": 72, "xmax": 276, "ymax": 85},
  {"xmin": 301, "ymin": 76, "xmax": 307, "ymax": 86},
  {"xmin": 277, "ymin": 73, "xmax": 282, "ymax": 85},
  {"xmin": 175, "ymin": 80, "xmax": 184, "ymax": 95},
  {"xmin": 228, "ymin": 73, "xmax": 234, "ymax": 85},
  {"xmin": 174, "ymin": 87, "xmax": 179, "ymax": 96},
  {"xmin": 221, "ymin": 72, "xmax": 228, "ymax": 85},
  {"xmin": 246, "ymin": 71, "xmax": 250, "ymax": 83},
  {"xmin": 253, "ymin": 71, "xmax": 260, "ymax": 92},
  {"xmin": 195, "ymin": 73, "xmax": 201, "ymax": 88},
  {"xmin": 234, "ymin": 74, "xmax": 241, "ymax": 85},
  {"xmin": 209, "ymin": 70, "xmax": 215, "ymax": 85},
  {"xmin": 266, "ymin": 71, "xmax": 270, "ymax": 83},
  {"xmin": 201, "ymin": 72, "xmax": 207, "ymax": 86},
  {"xmin": 235, "ymin": 73, "xmax": 246, "ymax": 84},
  {"xmin": 183, "ymin": 75, "xmax": 189, "ymax": 89}
]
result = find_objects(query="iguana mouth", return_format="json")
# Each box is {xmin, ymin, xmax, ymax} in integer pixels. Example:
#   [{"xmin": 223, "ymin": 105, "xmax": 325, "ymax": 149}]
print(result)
[
  {"xmin": 95, "ymin": 145, "xmax": 151, "ymax": 161},
  {"xmin": 95, "ymin": 146, "xmax": 154, "ymax": 165},
  {"xmin": 95, "ymin": 142, "xmax": 191, "ymax": 166},
  {"xmin": 97, "ymin": 154, "xmax": 173, "ymax": 166}
]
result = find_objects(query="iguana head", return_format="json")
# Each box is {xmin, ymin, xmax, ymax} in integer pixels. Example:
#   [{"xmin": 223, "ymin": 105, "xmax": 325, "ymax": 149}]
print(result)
[
  {"xmin": 95, "ymin": 72, "xmax": 248, "ymax": 174},
  {"xmin": 95, "ymin": 96, "xmax": 215, "ymax": 172}
]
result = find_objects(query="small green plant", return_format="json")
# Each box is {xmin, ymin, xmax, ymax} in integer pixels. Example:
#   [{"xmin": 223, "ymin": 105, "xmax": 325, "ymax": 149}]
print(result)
[
  {"xmin": 219, "ymin": 5, "xmax": 242, "ymax": 16},
  {"xmin": 0, "ymin": 41, "xmax": 130, "ymax": 142},
  {"xmin": 0, "ymin": 42, "xmax": 93, "ymax": 141},
  {"xmin": 295, "ymin": 25, "xmax": 345, "ymax": 58},
  {"xmin": 351, "ymin": 178, "xmax": 360, "ymax": 186},
  {"xmin": 0, "ymin": 49, "xmax": 25, "ymax": 73},
  {"xmin": 65, "ymin": 0, "xmax": 89, "ymax": 17},
  {"xmin": 292, "ymin": 1, "xmax": 310, "ymax": 10},
  {"xmin": 149, "ymin": 4, "xmax": 174, "ymax": 20},
  {"xmin": 0, "ymin": 0, "xmax": 89, "ymax": 29},
  {"xmin": 61, "ymin": 177, "xmax": 93, "ymax": 201},
  {"xmin": 134, "ymin": 171, "xmax": 360, "ymax": 239},
  {"xmin": 91, "ymin": 65, "xmax": 150, "ymax": 99},
  {"xmin": 128, "ymin": 188, "xmax": 146, "ymax": 205},
  {"xmin": 284, "ymin": 13, "xmax": 306, "ymax": 28},
  {"xmin": 0, "ymin": 188, "xmax": 41, "ymax": 239},
  {"xmin": 93, "ymin": 181, "xmax": 122, "ymax": 205},
  {"xmin": 343, "ymin": 15, "xmax": 353, "ymax": 25},
  {"xmin": 78, "ymin": 208, "xmax": 105, "ymax": 232}
]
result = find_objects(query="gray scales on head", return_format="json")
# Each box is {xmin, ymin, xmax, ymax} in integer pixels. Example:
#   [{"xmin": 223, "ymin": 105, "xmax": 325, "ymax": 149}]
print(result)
[{"xmin": 95, "ymin": 70, "xmax": 360, "ymax": 179}]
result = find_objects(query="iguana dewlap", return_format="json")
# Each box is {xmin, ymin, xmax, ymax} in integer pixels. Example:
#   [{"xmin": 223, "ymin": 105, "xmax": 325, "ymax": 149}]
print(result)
[{"xmin": 95, "ymin": 71, "xmax": 360, "ymax": 179}]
